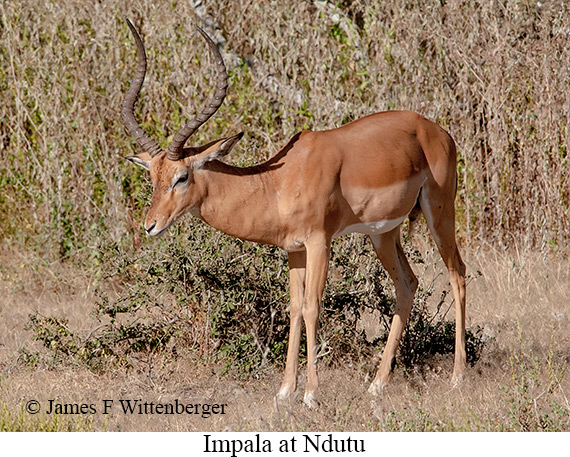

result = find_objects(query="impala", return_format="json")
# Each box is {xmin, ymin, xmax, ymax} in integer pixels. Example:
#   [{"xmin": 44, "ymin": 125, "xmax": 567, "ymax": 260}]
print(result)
[{"xmin": 121, "ymin": 19, "xmax": 467, "ymax": 407}]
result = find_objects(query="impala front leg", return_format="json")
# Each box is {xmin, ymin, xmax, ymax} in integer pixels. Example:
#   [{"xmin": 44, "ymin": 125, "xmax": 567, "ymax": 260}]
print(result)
[
  {"xmin": 277, "ymin": 250, "xmax": 306, "ymax": 403},
  {"xmin": 301, "ymin": 239, "xmax": 330, "ymax": 408}
]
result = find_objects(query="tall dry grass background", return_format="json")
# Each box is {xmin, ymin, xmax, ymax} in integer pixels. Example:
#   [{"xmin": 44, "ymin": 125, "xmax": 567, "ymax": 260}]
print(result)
[
  {"xmin": 1, "ymin": 0, "xmax": 569, "ymax": 253},
  {"xmin": 0, "ymin": 0, "xmax": 569, "ymax": 432}
]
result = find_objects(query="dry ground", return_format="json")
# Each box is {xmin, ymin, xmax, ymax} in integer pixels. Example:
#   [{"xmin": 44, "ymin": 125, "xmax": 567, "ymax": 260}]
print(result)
[{"xmin": 1, "ymin": 245, "xmax": 569, "ymax": 432}]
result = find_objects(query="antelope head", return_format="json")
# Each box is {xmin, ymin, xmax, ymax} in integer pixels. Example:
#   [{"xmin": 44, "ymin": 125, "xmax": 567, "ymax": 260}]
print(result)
[{"xmin": 122, "ymin": 18, "xmax": 242, "ymax": 236}]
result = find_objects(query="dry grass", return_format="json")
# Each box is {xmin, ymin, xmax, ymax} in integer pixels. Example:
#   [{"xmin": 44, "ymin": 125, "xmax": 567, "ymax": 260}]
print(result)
[
  {"xmin": 1, "ymin": 246, "xmax": 569, "ymax": 432},
  {"xmin": 1, "ymin": 0, "xmax": 569, "ymax": 255}
]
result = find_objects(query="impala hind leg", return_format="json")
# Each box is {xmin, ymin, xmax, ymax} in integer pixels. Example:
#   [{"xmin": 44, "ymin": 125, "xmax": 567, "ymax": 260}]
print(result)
[
  {"xmin": 433, "ymin": 238, "xmax": 466, "ymax": 383},
  {"xmin": 421, "ymin": 190, "xmax": 467, "ymax": 383},
  {"xmin": 447, "ymin": 247, "xmax": 466, "ymax": 384},
  {"xmin": 368, "ymin": 228, "xmax": 418, "ymax": 395},
  {"xmin": 277, "ymin": 250, "xmax": 306, "ymax": 403}
]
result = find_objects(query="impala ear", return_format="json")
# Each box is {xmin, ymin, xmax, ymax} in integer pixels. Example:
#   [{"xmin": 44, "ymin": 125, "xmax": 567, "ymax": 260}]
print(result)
[
  {"xmin": 127, "ymin": 152, "xmax": 152, "ymax": 171},
  {"xmin": 213, "ymin": 132, "xmax": 244, "ymax": 159},
  {"xmin": 189, "ymin": 132, "xmax": 244, "ymax": 169}
]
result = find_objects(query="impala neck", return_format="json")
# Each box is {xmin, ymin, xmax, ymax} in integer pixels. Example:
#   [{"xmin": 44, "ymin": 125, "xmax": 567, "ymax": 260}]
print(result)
[{"xmin": 193, "ymin": 161, "xmax": 279, "ymax": 245}]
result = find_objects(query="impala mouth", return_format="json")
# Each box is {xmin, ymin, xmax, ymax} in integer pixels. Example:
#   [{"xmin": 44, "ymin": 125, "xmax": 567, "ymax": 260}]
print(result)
[
  {"xmin": 150, "ymin": 226, "xmax": 168, "ymax": 237},
  {"xmin": 145, "ymin": 221, "xmax": 169, "ymax": 237}
]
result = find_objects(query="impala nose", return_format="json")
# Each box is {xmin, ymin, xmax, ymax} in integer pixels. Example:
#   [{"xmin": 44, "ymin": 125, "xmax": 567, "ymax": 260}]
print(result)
[{"xmin": 145, "ymin": 221, "xmax": 156, "ymax": 235}]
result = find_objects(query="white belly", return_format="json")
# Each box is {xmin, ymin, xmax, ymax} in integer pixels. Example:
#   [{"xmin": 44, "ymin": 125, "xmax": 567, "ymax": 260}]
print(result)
[{"xmin": 333, "ymin": 216, "xmax": 407, "ymax": 238}]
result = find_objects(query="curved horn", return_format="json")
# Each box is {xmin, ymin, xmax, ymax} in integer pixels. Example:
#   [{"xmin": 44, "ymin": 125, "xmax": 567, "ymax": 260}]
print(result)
[
  {"xmin": 166, "ymin": 26, "xmax": 228, "ymax": 161},
  {"xmin": 121, "ymin": 18, "xmax": 162, "ymax": 158}
]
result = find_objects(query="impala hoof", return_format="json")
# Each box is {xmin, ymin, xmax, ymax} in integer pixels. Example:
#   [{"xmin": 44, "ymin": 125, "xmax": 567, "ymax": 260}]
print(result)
[
  {"xmin": 277, "ymin": 386, "xmax": 291, "ymax": 399},
  {"xmin": 451, "ymin": 372, "xmax": 464, "ymax": 388},
  {"xmin": 367, "ymin": 380, "xmax": 386, "ymax": 397},
  {"xmin": 274, "ymin": 384, "xmax": 295, "ymax": 410},
  {"xmin": 303, "ymin": 391, "xmax": 319, "ymax": 409},
  {"xmin": 277, "ymin": 383, "xmax": 296, "ymax": 400}
]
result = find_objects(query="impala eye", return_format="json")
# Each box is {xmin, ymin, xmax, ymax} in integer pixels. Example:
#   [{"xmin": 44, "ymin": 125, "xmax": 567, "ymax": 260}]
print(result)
[{"xmin": 174, "ymin": 173, "xmax": 189, "ymax": 187}]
